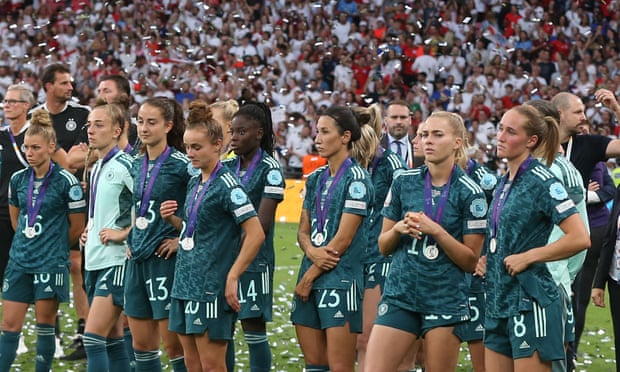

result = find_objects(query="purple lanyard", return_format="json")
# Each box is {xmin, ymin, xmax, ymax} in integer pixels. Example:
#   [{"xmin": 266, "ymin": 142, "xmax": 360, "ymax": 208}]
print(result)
[
  {"xmin": 137, "ymin": 146, "xmax": 171, "ymax": 218},
  {"xmin": 235, "ymin": 148, "xmax": 262, "ymax": 186},
  {"xmin": 369, "ymin": 147, "xmax": 384, "ymax": 176},
  {"xmin": 490, "ymin": 156, "xmax": 533, "ymax": 238},
  {"xmin": 423, "ymin": 165, "xmax": 455, "ymax": 245},
  {"xmin": 315, "ymin": 158, "xmax": 353, "ymax": 233},
  {"xmin": 123, "ymin": 143, "xmax": 133, "ymax": 154},
  {"xmin": 89, "ymin": 147, "xmax": 119, "ymax": 219},
  {"xmin": 27, "ymin": 163, "xmax": 55, "ymax": 227},
  {"xmin": 184, "ymin": 161, "xmax": 222, "ymax": 238},
  {"xmin": 466, "ymin": 159, "xmax": 476, "ymax": 175}
]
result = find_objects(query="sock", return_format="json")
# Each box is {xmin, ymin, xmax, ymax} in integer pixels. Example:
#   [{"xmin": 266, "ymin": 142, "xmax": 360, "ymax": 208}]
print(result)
[
  {"xmin": 226, "ymin": 339, "xmax": 235, "ymax": 372},
  {"xmin": 54, "ymin": 316, "xmax": 61, "ymax": 338},
  {"xmin": 77, "ymin": 318, "xmax": 86, "ymax": 335},
  {"xmin": 0, "ymin": 330, "xmax": 20, "ymax": 372},
  {"xmin": 305, "ymin": 364, "xmax": 330, "ymax": 372},
  {"xmin": 123, "ymin": 327, "xmax": 135, "ymax": 371},
  {"xmin": 35, "ymin": 324, "xmax": 55, "ymax": 372},
  {"xmin": 134, "ymin": 349, "xmax": 161, "ymax": 372},
  {"xmin": 107, "ymin": 336, "xmax": 131, "ymax": 372},
  {"xmin": 170, "ymin": 355, "xmax": 187, "ymax": 372},
  {"xmin": 244, "ymin": 331, "xmax": 271, "ymax": 372},
  {"xmin": 84, "ymin": 332, "xmax": 108, "ymax": 372}
]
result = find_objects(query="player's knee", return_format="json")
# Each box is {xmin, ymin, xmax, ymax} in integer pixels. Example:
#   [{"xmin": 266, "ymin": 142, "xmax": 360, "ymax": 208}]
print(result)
[
  {"xmin": 356, "ymin": 332, "xmax": 370, "ymax": 352},
  {"xmin": 163, "ymin": 341, "xmax": 184, "ymax": 359}
]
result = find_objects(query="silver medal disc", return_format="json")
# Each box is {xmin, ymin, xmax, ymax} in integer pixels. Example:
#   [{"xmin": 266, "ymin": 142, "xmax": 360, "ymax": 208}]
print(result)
[
  {"xmin": 312, "ymin": 232, "xmax": 325, "ymax": 246},
  {"xmin": 135, "ymin": 217, "xmax": 149, "ymax": 230},
  {"xmin": 489, "ymin": 238, "xmax": 497, "ymax": 254},
  {"xmin": 181, "ymin": 237, "xmax": 195, "ymax": 251},
  {"xmin": 424, "ymin": 244, "xmax": 439, "ymax": 260},
  {"xmin": 24, "ymin": 226, "xmax": 36, "ymax": 239}
]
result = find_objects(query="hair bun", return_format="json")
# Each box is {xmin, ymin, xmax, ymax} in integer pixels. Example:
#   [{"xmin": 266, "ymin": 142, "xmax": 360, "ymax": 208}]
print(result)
[{"xmin": 30, "ymin": 109, "xmax": 53, "ymax": 127}]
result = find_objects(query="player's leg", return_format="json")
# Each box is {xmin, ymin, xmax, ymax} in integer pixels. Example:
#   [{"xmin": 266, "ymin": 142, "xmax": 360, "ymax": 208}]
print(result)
[
  {"xmin": 194, "ymin": 331, "xmax": 228, "ymax": 372},
  {"xmin": 325, "ymin": 322, "xmax": 357, "ymax": 372},
  {"xmin": 34, "ymin": 298, "xmax": 60, "ymax": 371},
  {"xmin": 241, "ymin": 317, "xmax": 270, "ymax": 372},
  {"xmin": 158, "ymin": 319, "xmax": 185, "ymax": 372},
  {"xmin": 364, "ymin": 324, "xmax": 418, "ymax": 372},
  {"xmin": 295, "ymin": 324, "xmax": 328, "ymax": 369},
  {"xmin": 423, "ymin": 326, "xmax": 461, "ymax": 372},
  {"xmin": 356, "ymin": 284, "xmax": 381, "ymax": 371},
  {"xmin": 128, "ymin": 316, "xmax": 161, "ymax": 371},
  {"xmin": 65, "ymin": 247, "xmax": 88, "ymax": 360},
  {"xmin": 0, "ymin": 300, "xmax": 29, "ymax": 371}
]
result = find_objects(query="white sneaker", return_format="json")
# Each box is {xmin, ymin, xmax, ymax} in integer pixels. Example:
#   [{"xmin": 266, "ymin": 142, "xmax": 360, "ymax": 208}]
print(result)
[
  {"xmin": 16, "ymin": 335, "xmax": 28, "ymax": 355},
  {"xmin": 54, "ymin": 336, "xmax": 64, "ymax": 358}
]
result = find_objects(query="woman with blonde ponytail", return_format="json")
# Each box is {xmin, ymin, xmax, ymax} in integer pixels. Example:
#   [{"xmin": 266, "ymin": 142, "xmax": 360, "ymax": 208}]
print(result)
[
  {"xmin": 365, "ymin": 111, "xmax": 488, "ymax": 372},
  {"xmin": 350, "ymin": 104, "xmax": 408, "ymax": 371},
  {"xmin": 0, "ymin": 109, "xmax": 85, "ymax": 372}
]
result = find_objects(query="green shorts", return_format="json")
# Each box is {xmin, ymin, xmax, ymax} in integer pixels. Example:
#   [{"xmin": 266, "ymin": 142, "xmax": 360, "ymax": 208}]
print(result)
[
  {"xmin": 454, "ymin": 291, "xmax": 486, "ymax": 342},
  {"xmin": 290, "ymin": 283, "xmax": 362, "ymax": 333},
  {"xmin": 168, "ymin": 297, "xmax": 236, "ymax": 340},
  {"xmin": 364, "ymin": 261, "xmax": 391, "ymax": 290},
  {"xmin": 2, "ymin": 266, "xmax": 69, "ymax": 304},
  {"xmin": 374, "ymin": 299, "xmax": 468, "ymax": 337},
  {"xmin": 238, "ymin": 268, "xmax": 273, "ymax": 322},
  {"xmin": 484, "ymin": 298, "xmax": 564, "ymax": 361},
  {"xmin": 124, "ymin": 256, "xmax": 176, "ymax": 320},
  {"xmin": 84, "ymin": 265, "xmax": 126, "ymax": 308}
]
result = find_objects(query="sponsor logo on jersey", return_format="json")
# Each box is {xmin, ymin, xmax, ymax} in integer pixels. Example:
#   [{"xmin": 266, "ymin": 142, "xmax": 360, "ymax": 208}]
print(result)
[
  {"xmin": 334, "ymin": 310, "xmax": 344, "ymax": 319},
  {"xmin": 66, "ymin": 119, "xmax": 77, "ymax": 131},
  {"xmin": 519, "ymin": 341, "xmax": 530, "ymax": 349}
]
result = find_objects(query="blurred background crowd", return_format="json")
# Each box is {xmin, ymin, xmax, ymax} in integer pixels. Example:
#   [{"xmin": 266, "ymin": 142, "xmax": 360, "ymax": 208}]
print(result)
[{"xmin": 1, "ymin": 0, "xmax": 620, "ymax": 177}]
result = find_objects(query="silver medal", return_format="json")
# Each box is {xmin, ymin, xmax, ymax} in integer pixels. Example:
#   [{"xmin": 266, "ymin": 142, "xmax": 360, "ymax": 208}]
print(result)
[
  {"xmin": 424, "ymin": 244, "xmax": 439, "ymax": 260},
  {"xmin": 312, "ymin": 232, "xmax": 325, "ymax": 246},
  {"xmin": 181, "ymin": 237, "xmax": 195, "ymax": 251},
  {"xmin": 24, "ymin": 226, "xmax": 36, "ymax": 239},
  {"xmin": 489, "ymin": 238, "xmax": 497, "ymax": 254},
  {"xmin": 135, "ymin": 217, "xmax": 149, "ymax": 230}
]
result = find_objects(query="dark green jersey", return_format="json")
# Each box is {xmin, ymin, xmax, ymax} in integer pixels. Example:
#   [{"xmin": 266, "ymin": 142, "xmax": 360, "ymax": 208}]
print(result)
[
  {"xmin": 8, "ymin": 164, "xmax": 86, "ymax": 272},
  {"xmin": 223, "ymin": 152, "xmax": 285, "ymax": 271},
  {"xmin": 381, "ymin": 165, "xmax": 487, "ymax": 316},
  {"xmin": 172, "ymin": 167, "xmax": 257, "ymax": 302},
  {"xmin": 484, "ymin": 160, "xmax": 578, "ymax": 318},
  {"xmin": 129, "ymin": 149, "xmax": 193, "ymax": 261},
  {"xmin": 364, "ymin": 149, "xmax": 407, "ymax": 264},
  {"xmin": 298, "ymin": 161, "xmax": 374, "ymax": 290}
]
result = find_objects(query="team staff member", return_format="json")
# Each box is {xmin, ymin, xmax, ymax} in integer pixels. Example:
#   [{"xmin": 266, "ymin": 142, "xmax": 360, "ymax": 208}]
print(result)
[
  {"xmin": 223, "ymin": 103, "xmax": 285, "ymax": 372},
  {"xmin": 125, "ymin": 97, "xmax": 189, "ymax": 371},
  {"xmin": 81, "ymin": 100, "xmax": 134, "ymax": 371},
  {"xmin": 0, "ymin": 110, "xmax": 85, "ymax": 371},
  {"xmin": 365, "ymin": 112, "xmax": 487, "ymax": 372},
  {"xmin": 349, "ymin": 104, "xmax": 407, "ymax": 372},
  {"xmin": 292, "ymin": 106, "xmax": 374, "ymax": 372},
  {"xmin": 160, "ymin": 100, "xmax": 264, "ymax": 372},
  {"xmin": 482, "ymin": 105, "xmax": 589, "ymax": 371}
]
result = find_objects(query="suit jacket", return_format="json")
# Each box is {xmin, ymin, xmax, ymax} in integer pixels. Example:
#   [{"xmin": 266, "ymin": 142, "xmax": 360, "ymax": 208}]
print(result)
[
  {"xmin": 380, "ymin": 134, "xmax": 414, "ymax": 168},
  {"xmin": 594, "ymin": 184, "xmax": 620, "ymax": 289}
]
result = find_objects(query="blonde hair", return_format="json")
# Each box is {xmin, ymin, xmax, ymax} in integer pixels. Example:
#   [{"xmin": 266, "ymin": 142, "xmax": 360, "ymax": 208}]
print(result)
[
  {"xmin": 26, "ymin": 109, "xmax": 56, "ymax": 144},
  {"xmin": 509, "ymin": 105, "xmax": 559, "ymax": 167},
  {"xmin": 425, "ymin": 111, "xmax": 468, "ymax": 169},
  {"xmin": 210, "ymin": 99, "xmax": 239, "ymax": 123},
  {"xmin": 188, "ymin": 100, "xmax": 223, "ymax": 144},
  {"xmin": 351, "ymin": 104, "xmax": 382, "ymax": 168}
]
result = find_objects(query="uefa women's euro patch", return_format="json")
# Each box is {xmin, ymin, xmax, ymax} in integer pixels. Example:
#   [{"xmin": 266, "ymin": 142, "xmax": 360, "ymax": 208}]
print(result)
[
  {"xmin": 69, "ymin": 184, "xmax": 84, "ymax": 201},
  {"xmin": 470, "ymin": 198, "xmax": 488, "ymax": 218},
  {"xmin": 348, "ymin": 181, "xmax": 367, "ymax": 199},
  {"xmin": 230, "ymin": 188, "xmax": 248, "ymax": 205},
  {"xmin": 267, "ymin": 169, "xmax": 283, "ymax": 185},
  {"xmin": 549, "ymin": 182, "xmax": 568, "ymax": 200},
  {"xmin": 480, "ymin": 173, "xmax": 497, "ymax": 190}
]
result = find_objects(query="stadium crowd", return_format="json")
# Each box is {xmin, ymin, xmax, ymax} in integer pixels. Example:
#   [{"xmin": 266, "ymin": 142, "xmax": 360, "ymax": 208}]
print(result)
[
  {"xmin": 2, "ymin": 1, "xmax": 620, "ymax": 372},
  {"xmin": 2, "ymin": 0, "xmax": 620, "ymax": 175}
]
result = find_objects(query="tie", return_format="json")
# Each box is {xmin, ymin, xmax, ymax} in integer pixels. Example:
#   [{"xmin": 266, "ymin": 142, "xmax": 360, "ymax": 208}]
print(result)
[{"xmin": 393, "ymin": 140, "xmax": 403, "ymax": 159}]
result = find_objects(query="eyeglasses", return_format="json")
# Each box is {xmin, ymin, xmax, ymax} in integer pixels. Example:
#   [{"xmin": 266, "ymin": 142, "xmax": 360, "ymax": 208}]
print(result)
[{"xmin": 2, "ymin": 99, "xmax": 27, "ymax": 105}]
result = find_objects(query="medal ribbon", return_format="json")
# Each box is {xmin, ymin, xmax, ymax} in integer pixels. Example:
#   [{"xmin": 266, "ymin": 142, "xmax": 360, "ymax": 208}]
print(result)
[
  {"xmin": 315, "ymin": 158, "xmax": 353, "ymax": 235},
  {"xmin": 184, "ymin": 161, "xmax": 222, "ymax": 238},
  {"xmin": 235, "ymin": 148, "xmax": 262, "ymax": 186},
  {"xmin": 27, "ymin": 163, "xmax": 55, "ymax": 228},
  {"xmin": 8, "ymin": 129, "xmax": 28, "ymax": 168},
  {"xmin": 89, "ymin": 147, "xmax": 119, "ymax": 220},
  {"xmin": 369, "ymin": 147, "xmax": 384, "ymax": 176},
  {"xmin": 466, "ymin": 159, "xmax": 476, "ymax": 175},
  {"xmin": 137, "ymin": 146, "xmax": 171, "ymax": 218},
  {"xmin": 124, "ymin": 143, "xmax": 133, "ymax": 154},
  {"xmin": 423, "ymin": 165, "xmax": 455, "ymax": 246},
  {"xmin": 490, "ymin": 156, "xmax": 533, "ymax": 238}
]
